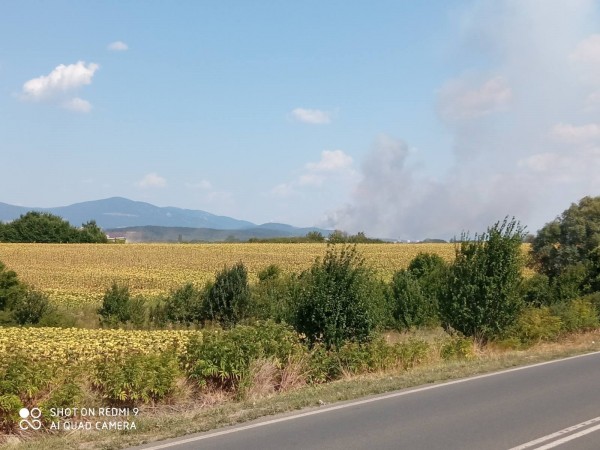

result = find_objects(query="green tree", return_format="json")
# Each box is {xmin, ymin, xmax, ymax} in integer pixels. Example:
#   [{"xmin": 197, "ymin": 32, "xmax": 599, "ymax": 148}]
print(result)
[
  {"xmin": 293, "ymin": 245, "xmax": 387, "ymax": 349},
  {"xmin": 98, "ymin": 282, "xmax": 136, "ymax": 327},
  {"xmin": 163, "ymin": 283, "xmax": 204, "ymax": 325},
  {"xmin": 306, "ymin": 231, "xmax": 325, "ymax": 242},
  {"xmin": 440, "ymin": 218, "xmax": 525, "ymax": 341},
  {"xmin": 0, "ymin": 212, "xmax": 107, "ymax": 243},
  {"xmin": 0, "ymin": 261, "xmax": 25, "ymax": 311},
  {"xmin": 531, "ymin": 196, "xmax": 600, "ymax": 293},
  {"xmin": 204, "ymin": 262, "xmax": 250, "ymax": 327},
  {"xmin": 328, "ymin": 230, "xmax": 348, "ymax": 244},
  {"xmin": 80, "ymin": 220, "xmax": 108, "ymax": 243},
  {"xmin": 391, "ymin": 253, "xmax": 447, "ymax": 329},
  {"xmin": 11, "ymin": 290, "xmax": 52, "ymax": 325}
]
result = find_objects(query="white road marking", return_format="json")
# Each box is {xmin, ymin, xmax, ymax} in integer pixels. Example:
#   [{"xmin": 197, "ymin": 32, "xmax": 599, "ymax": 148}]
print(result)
[
  {"xmin": 531, "ymin": 423, "xmax": 600, "ymax": 449},
  {"xmin": 137, "ymin": 351, "xmax": 600, "ymax": 450},
  {"xmin": 508, "ymin": 416, "xmax": 600, "ymax": 449}
]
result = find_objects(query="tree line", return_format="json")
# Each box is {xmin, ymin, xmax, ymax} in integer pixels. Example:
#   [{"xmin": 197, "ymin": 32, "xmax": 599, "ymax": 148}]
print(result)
[{"xmin": 0, "ymin": 211, "xmax": 107, "ymax": 243}]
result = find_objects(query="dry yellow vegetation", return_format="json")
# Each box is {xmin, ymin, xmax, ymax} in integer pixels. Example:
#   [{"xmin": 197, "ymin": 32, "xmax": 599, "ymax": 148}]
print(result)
[
  {"xmin": 0, "ymin": 243, "xmax": 459, "ymax": 306},
  {"xmin": 0, "ymin": 327, "xmax": 200, "ymax": 364}
]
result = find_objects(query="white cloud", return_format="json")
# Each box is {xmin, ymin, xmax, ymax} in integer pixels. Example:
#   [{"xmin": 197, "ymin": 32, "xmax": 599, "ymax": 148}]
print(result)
[
  {"xmin": 585, "ymin": 91, "xmax": 600, "ymax": 110},
  {"xmin": 270, "ymin": 183, "xmax": 295, "ymax": 198},
  {"xmin": 570, "ymin": 34, "xmax": 600, "ymax": 65},
  {"xmin": 271, "ymin": 149, "xmax": 356, "ymax": 194},
  {"xmin": 300, "ymin": 150, "xmax": 356, "ymax": 186},
  {"xmin": 62, "ymin": 97, "xmax": 92, "ymax": 113},
  {"xmin": 551, "ymin": 123, "xmax": 600, "ymax": 144},
  {"xmin": 290, "ymin": 108, "xmax": 332, "ymax": 124},
  {"xmin": 438, "ymin": 75, "xmax": 512, "ymax": 122},
  {"xmin": 305, "ymin": 149, "xmax": 353, "ymax": 172},
  {"xmin": 137, "ymin": 173, "xmax": 167, "ymax": 189},
  {"xmin": 108, "ymin": 41, "xmax": 129, "ymax": 51},
  {"xmin": 185, "ymin": 179, "xmax": 212, "ymax": 190},
  {"xmin": 22, "ymin": 61, "xmax": 99, "ymax": 101}
]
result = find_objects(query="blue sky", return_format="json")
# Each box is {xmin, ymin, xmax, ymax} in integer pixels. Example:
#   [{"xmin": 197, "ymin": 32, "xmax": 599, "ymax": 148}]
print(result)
[{"xmin": 2, "ymin": 1, "xmax": 600, "ymax": 239}]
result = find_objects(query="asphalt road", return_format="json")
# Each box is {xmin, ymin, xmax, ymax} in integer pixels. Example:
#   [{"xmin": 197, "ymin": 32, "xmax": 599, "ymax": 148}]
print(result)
[{"xmin": 132, "ymin": 351, "xmax": 600, "ymax": 450}]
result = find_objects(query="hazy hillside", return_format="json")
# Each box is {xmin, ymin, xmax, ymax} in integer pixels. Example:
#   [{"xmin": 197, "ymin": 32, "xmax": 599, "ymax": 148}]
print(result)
[{"xmin": 0, "ymin": 198, "xmax": 331, "ymax": 242}]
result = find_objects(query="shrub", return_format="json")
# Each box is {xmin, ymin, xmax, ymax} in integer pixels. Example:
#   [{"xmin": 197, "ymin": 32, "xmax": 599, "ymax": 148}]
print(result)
[
  {"xmin": 440, "ymin": 336, "xmax": 476, "ymax": 360},
  {"xmin": 520, "ymin": 274, "xmax": 554, "ymax": 307},
  {"xmin": 97, "ymin": 282, "xmax": 147, "ymax": 328},
  {"xmin": 391, "ymin": 256, "xmax": 444, "ymax": 330},
  {"xmin": 163, "ymin": 283, "xmax": 204, "ymax": 325},
  {"xmin": 293, "ymin": 245, "xmax": 388, "ymax": 349},
  {"xmin": 249, "ymin": 266, "xmax": 297, "ymax": 323},
  {"xmin": 0, "ymin": 355, "xmax": 56, "ymax": 432},
  {"xmin": 582, "ymin": 292, "xmax": 600, "ymax": 317},
  {"xmin": 391, "ymin": 271, "xmax": 429, "ymax": 329},
  {"xmin": 439, "ymin": 218, "xmax": 525, "ymax": 341},
  {"xmin": 204, "ymin": 262, "xmax": 250, "ymax": 328},
  {"xmin": 552, "ymin": 298, "xmax": 599, "ymax": 333},
  {"xmin": 184, "ymin": 321, "xmax": 304, "ymax": 392},
  {"xmin": 98, "ymin": 282, "xmax": 132, "ymax": 326},
  {"xmin": 552, "ymin": 263, "xmax": 589, "ymax": 302},
  {"xmin": 93, "ymin": 353, "xmax": 181, "ymax": 405},
  {"xmin": 511, "ymin": 307, "xmax": 562, "ymax": 345},
  {"xmin": 11, "ymin": 290, "xmax": 52, "ymax": 325},
  {"xmin": 531, "ymin": 196, "xmax": 600, "ymax": 287},
  {"xmin": 0, "ymin": 261, "xmax": 26, "ymax": 312}
]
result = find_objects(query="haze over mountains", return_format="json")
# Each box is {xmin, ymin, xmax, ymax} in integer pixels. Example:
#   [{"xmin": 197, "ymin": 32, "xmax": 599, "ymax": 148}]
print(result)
[{"xmin": 0, "ymin": 197, "xmax": 331, "ymax": 242}]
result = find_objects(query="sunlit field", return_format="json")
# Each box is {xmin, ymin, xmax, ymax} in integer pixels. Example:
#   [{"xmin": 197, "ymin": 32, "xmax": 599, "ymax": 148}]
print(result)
[{"xmin": 0, "ymin": 243, "xmax": 459, "ymax": 307}]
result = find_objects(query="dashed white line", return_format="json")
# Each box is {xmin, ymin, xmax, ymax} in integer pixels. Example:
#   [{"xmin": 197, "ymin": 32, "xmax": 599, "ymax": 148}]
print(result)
[{"xmin": 509, "ymin": 416, "xmax": 600, "ymax": 449}]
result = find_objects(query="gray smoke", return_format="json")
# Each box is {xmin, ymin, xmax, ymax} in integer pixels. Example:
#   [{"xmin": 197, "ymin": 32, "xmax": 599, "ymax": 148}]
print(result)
[{"xmin": 329, "ymin": 0, "xmax": 600, "ymax": 240}]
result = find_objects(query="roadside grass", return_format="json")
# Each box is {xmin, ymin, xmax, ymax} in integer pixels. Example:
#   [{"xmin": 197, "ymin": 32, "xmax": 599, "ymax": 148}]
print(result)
[{"xmin": 3, "ymin": 329, "xmax": 599, "ymax": 450}]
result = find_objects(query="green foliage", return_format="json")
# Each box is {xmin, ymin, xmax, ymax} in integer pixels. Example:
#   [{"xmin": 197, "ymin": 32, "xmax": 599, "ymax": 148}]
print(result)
[
  {"xmin": 327, "ymin": 230, "xmax": 348, "ymax": 244},
  {"xmin": 391, "ymin": 271, "xmax": 431, "ymax": 329},
  {"xmin": 552, "ymin": 298, "xmax": 599, "ymax": 333},
  {"xmin": 80, "ymin": 220, "xmax": 108, "ymax": 243},
  {"xmin": 0, "ymin": 261, "xmax": 26, "ymax": 311},
  {"xmin": 582, "ymin": 292, "xmax": 600, "ymax": 317},
  {"xmin": 511, "ymin": 307, "xmax": 562, "ymax": 345},
  {"xmin": 440, "ymin": 336, "xmax": 475, "ymax": 360},
  {"xmin": 293, "ymin": 245, "xmax": 387, "ymax": 349},
  {"xmin": 0, "ymin": 394, "xmax": 23, "ymax": 432},
  {"xmin": 42, "ymin": 380, "xmax": 83, "ymax": 414},
  {"xmin": 0, "ymin": 355, "xmax": 56, "ymax": 431},
  {"xmin": 307, "ymin": 337, "xmax": 429, "ymax": 383},
  {"xmin": 184, "ymin": 321, "xmax": 304, "ymax": 391},
  {"xmin": 163, "ymin": 283, "xmax": 204, "ymax": 325},
  {"xmin": 553, "ymin": 263, "xmax": 589, "ymax": 302},
  {"xmin": 531, "ymin": 196, "xmax": 600, "ymax": 293},
  {"xmin": 98, "ymin": 282, "xmax": 146, "ymax": 327},
  {"xmin": 11, "ymin": 290, "xmax": 52, "ymax": 325},
  {"xmin": 204, "ymin": 262, "xmax": 250, "ymax": 328},
  {"xmin": 520, "ymin": 274, "xmax": 554, "ymax": 307},
  {"xmin": 0, "ymin": 211, "xmax": 107, "ymax": 243},
  {"xmin": 439, "ymin": 218, "xmax": 525, "ymax": 341},
  {"xmin": 93, "ymin": 353, "xmax": 180, "ymax": 405},
  {"xmin": 249, "ymin": 268, "xmax": 297, "ymax": 323},
  {"xmin": 306, "ymin": 231, "xmax": 325, "ymax": 242},
  {"xmin": 391, "ymin": 253, "xmax": 447, "ymax": 329}
]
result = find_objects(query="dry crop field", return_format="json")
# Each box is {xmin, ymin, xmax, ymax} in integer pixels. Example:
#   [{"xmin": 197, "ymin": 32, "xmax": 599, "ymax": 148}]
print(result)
[{"xmin": 0, "ymin": 243, "xmax": 457, "ymax": 307}]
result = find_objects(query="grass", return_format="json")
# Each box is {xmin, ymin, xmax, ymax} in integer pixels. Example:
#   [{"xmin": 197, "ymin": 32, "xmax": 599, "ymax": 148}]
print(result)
[{"xmin": 3, "ymin": 329, "xmax": 599, "ymax": 450}]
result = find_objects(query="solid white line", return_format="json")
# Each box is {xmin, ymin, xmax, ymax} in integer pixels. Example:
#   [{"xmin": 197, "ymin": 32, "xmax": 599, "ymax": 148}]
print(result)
[
  {"xmin": 508, "ymin": 416, "xmax": 600, "ymax": 449},
  {"xmin": 532, "ymin": 423, "xmax": 600, "ymax": 449},
  {"xmin": 138, "ymin": 350, "xmax": 600, "ymax": 450}
]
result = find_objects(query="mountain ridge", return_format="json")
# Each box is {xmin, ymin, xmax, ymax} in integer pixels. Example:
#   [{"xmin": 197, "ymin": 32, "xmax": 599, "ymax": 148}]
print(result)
[{"xmin": 0, "ymin": 197, "xmax": 331, "ymax": 241}]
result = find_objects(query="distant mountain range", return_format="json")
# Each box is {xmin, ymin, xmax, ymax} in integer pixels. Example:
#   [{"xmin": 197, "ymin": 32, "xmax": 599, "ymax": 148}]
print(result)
[{"xmin": 0, "ymin": 197, "xmax": 331, "ymax": 242}]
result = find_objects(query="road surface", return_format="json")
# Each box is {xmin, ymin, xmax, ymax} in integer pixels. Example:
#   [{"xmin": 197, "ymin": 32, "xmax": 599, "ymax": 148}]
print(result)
[{"xmin": 132, "ymin": 351, "xmax": 600, "ymax": 450}]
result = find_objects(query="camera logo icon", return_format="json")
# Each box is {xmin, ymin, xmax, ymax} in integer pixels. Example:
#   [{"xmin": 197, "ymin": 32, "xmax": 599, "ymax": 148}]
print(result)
[{"xmin": 19, "ymin": 407, "xmax": 42, "ymax": 431}]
